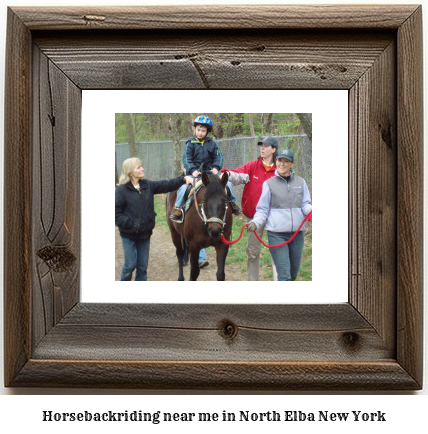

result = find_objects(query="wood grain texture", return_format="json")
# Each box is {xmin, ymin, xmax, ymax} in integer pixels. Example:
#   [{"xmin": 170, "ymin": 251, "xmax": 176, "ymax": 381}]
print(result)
[
  {"xmin": 396, "ymin": 6, "xmax": 424, "ymax": 386},
  {"xmin": 32, "ymin": 46, "xmax": 81, "ymax": 348},
  {"xmin": 4, "ymin": 5, "xmax": 423, "ymax": 390},
  {"xmin": 34, "ymin": 31, "xmax": 394, "ymax": 90},
  {"xmin": 4, "ymin": 8, "xmax": 32, "ymax": 388},
  {"xmin": 349, "ymin": 39, "xmax": 396, "ymax": 350},
  {"xmin": 11, "ymin": 5, "xmax": 419, "ymax": 30},
  {"xmin": 12, "ymin": 361, "xmax": 418, "ymax": 390},
  {"xmin": 32, "ymin": 304, "xmax": 391, "ymax": 363}
]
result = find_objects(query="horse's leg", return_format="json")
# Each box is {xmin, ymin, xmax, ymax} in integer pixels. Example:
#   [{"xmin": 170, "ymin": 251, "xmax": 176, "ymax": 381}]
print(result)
[
  {"xmin": 189, "ymin": 244, "xmax": 201, "ymax": 281},
  {"xmin": 182, "ymin": 243, "xmax": 188, "ymax": 266},
  {"xmin": 176, "ymin": 241, "xmax": 186, "ymax": 281},
  {"xmin": 167, "ymin": 227, "xmax": 186, "ymax": 281},
  {"xmin": 215, "ymin": 242, "xmax": 229, "ymax": 281},
  {"xmin": 166, "ymin": 191, "xmax": 186, "ymax": 281},
  {"xmin": 167, "ymin": 229, "xmax": 185, "ymax": 281}
]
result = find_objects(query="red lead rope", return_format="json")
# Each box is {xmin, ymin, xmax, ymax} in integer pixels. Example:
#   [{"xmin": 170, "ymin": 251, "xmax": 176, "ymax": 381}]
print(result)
[{"xmin": 221, "ymin": 211, "xmax": 312, "ymax": 248}]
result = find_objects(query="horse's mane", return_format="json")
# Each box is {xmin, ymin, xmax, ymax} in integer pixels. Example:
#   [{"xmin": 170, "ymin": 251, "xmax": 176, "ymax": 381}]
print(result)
[{"xmin": 203, "ymin": 175, "xmax": 227, "ymax": 201}]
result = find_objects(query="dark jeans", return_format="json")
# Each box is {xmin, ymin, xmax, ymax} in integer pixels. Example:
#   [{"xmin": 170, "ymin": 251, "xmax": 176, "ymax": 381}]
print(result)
[
  {"xmin": 120, "ymin": 236, "xmax": 151, "ymax": 281},
  {"xmin": 267, "ymin": 231, "xmax": 304, "ymax": 281}
]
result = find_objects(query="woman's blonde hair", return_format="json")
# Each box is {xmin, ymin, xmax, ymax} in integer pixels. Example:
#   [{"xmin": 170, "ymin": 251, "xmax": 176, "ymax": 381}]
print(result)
[{"xmin": 118, "ymin": 157, "xmax": 142, "ymax": 185}]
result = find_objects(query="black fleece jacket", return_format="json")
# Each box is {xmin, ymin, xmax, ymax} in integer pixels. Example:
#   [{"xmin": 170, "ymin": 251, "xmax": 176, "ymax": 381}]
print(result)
[{"xmin": 115, "ymin": 175, "xmax": 185, "ymax": 240}]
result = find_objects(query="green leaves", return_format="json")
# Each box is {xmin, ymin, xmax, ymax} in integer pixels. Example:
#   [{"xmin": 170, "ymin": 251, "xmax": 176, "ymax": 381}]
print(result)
[{"xmin": 115, "ymin": 113, "xmax": 307, "ymax": 142}]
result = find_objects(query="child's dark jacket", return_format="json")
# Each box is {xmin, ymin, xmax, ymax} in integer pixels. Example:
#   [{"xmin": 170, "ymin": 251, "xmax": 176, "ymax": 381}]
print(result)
[{"xmin": 182, "ymin": 136, "xmax": 223, "ymax": 175}]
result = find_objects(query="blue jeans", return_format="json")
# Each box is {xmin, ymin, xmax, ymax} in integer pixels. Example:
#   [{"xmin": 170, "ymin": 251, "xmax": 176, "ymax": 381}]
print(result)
[
  {"xmin": 120, "ymin": 236, "xmax": 151, "ymax": 281},
  {"xmin": 181, "ymin": 245, "xmax": 207, "ymax": 264},
  {"xmin": 174, "ymin": 175, "xmax": 237, "ymax": 207},
  {"xmin": 267, "ymin": 231, "xmax": 304, "ymax": 281},
  {"xmin": 226, "ymin": 180, "xmax": 237, "ymax": 203},
  {"xmin": 198, "ymin": 248, "xmax": 207, "ymax": 263}
]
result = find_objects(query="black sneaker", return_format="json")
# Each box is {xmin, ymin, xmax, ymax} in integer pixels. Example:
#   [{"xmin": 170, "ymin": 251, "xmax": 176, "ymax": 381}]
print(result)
[{"xmin": 199, "ymin": 260, "xmax": 209, "ymax": 268}]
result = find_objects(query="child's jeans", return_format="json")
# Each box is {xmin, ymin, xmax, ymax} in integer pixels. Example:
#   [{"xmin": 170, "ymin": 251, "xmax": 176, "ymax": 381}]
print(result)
[
  {"xmin": 174, "ymin": 175, "xmax": 237, "ymax": 208},
  {"xmin": 179, "ymin": 245, "xmax": 207, "ymax": 265}
]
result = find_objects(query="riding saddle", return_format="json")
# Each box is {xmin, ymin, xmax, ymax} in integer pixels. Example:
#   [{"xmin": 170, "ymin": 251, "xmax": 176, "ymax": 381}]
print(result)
[
  {"xmin": 183, "ymin": 180, "xmax": 204, "ymax": 213},
  {"xmin": 182, "ymin": 180, "xmax": 231, "ymax": 215}
]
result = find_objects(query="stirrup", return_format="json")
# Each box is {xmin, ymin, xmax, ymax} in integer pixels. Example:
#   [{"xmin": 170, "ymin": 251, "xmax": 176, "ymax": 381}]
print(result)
[{"xmin": 169, "ymin": 207, "xmax": 184, "ymax": 223}]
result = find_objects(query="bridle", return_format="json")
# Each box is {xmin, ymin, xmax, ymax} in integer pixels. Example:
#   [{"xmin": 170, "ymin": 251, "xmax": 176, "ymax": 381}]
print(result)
[
  {"xmin": 201, "ymin": 199, "xmax": 228, "ymax": 229},
  {"xmin": 192, "ymin": 178, "xmax": 228, "ymax": 233}
]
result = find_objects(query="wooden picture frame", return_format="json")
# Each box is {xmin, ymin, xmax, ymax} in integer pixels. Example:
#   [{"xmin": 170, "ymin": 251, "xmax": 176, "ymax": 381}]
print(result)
[{"xmin": 4, "ymin": 5, "xmax": 423, "ymax": 390}]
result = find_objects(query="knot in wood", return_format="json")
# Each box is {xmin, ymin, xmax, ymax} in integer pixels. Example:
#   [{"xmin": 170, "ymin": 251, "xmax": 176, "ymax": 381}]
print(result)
[
  {"xmin": 341, "ymin": 332, "xmax": 361, "ymax": 350},
  {"xmin": 37, "ymin": 245, "xmax": 76, "ymax": 272},
  {"xmin": 219, "ymin": 320, "xmax": 238, "ymax": 340},
  {"xmin": 378, "ymin": 122, "xmax": 393, "ymax": 149}
]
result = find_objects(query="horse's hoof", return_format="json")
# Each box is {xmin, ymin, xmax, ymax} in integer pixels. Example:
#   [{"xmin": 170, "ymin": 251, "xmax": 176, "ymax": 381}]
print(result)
[{"xmin": 178, "ymin": 277, "xmax": 185, "ymax": 281}]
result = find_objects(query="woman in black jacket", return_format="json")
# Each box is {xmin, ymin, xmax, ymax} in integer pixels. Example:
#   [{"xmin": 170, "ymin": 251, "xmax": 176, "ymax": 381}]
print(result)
[{"xmin": 115, "ymin": 157, "xmax": 192, "ymax": 281}]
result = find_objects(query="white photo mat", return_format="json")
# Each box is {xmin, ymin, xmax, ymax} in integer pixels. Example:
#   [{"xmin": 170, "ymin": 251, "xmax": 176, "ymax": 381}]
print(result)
[{"xmin": 81, "ymin": 90, "xmax": 348, "ymax": 303}]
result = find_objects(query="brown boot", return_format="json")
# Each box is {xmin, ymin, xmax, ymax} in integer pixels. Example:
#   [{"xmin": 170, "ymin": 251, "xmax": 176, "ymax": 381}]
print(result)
[
  {"xmin": 230, "ymin": 202, "xmax": 241, "ymax": 216},
  {"xmin": 169, "ymin": 208, "xmax": 183, "ymax": 222}
]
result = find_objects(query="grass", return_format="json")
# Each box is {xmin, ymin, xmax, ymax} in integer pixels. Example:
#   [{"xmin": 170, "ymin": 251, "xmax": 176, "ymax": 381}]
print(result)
[
  {"xmin": 153, "ymin": 194, "xmax": 171, "ymax": 231},
  {"xmin": 154, "ymin": 194, "xmax": 312, "ymax": 281}
]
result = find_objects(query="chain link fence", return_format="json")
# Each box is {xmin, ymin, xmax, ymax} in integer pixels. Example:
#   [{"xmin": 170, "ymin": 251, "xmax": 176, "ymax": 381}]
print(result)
[{"xmin": 116, "ymin": 135, "xmax": 312, "ymax": 204}]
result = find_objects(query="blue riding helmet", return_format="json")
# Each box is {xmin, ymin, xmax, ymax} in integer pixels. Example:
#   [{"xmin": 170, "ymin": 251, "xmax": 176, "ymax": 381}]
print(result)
[{"xmin": 193, "ymin": 115, "xmax": 213, "ymax": 131}]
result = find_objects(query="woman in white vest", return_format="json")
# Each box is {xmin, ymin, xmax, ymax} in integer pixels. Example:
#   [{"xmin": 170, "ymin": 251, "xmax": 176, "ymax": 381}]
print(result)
[{"xmin": 247, "ymin": 149, "xmax": 312, "ymax": 281}]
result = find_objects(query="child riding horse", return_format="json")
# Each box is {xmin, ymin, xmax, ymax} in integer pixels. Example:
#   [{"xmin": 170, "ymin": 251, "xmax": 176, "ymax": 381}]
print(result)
[{"xmin": 167, "ymin": 172, "xmax": 232, "ymax": 281}]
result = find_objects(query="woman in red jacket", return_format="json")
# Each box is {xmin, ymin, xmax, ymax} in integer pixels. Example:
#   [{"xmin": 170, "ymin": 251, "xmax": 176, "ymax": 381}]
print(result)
[{"xmin": 221, "ymin": 136, "xmax": 278, "ymax": 281}]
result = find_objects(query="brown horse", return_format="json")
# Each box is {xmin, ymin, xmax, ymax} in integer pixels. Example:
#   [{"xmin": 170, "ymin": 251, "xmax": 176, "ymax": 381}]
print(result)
[{"xmin": 166, "ymin": 172, "xmax": 232, "ymax": 281}]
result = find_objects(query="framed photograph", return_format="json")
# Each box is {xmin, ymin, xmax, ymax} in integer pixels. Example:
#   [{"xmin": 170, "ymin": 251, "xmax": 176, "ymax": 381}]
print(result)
[
  {"xmin": 83, "ymin": 95, "xmax": 347, "ymax": 304},
  {"xmin": 4, "ymin": 5, "xmax": 423, "ymax": 389},
  {"xmin": 112, "ymin": 111, "xmax": 316, "ymax": 282}
]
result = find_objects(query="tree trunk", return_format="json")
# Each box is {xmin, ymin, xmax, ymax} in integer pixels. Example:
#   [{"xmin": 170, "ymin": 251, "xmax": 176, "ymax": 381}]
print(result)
[
  {"xmin": 217, "ymin": 113, "xmax": 229, "ymax": 138},
  {"xmin": 248, "ymin": 113, "xmax": 258, "ymax": 147},
  {"xmin": 170, "ymin": 113, "xmax": 183, "ymax": 176},
  {"xmin": 248, "ymin": 113, "xmax": 256, "ymax": 137},
  {"xmin": 269, "ymin": 113, "xmax": 276, "ymax": 134},
  {"xmin": 262, "ymin": 113, "xmax": 273, "ymax": 133},
  {"xmin": 230, "ymin": 113, "xmax": 245, "ymax": 136},
  {"xmin": 188, "ymin": 113, "xmax": 195, "ymax": 136},
  {"xmin": 123, "ymin": 113, "xmax": 138, "ymax": 157},
  {"xmin": 297, "ymin": 113, "xmax": 312, "ymax": 141},
  {"xmin": 210, "ymin": 113, "xmax": 224, "ymax": 138}
]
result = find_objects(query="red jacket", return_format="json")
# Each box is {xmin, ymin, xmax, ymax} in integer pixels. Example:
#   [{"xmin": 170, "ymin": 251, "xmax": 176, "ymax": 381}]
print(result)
[{"xmin": 222, "ymin": 158, "xmax": 276, "ymax": 218}]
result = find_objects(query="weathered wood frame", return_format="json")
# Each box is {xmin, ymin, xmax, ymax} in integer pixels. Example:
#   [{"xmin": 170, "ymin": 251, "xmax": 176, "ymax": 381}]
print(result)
[{"xmin": 4, "ymin": 5, "xmax": 423, "ymax": 390}]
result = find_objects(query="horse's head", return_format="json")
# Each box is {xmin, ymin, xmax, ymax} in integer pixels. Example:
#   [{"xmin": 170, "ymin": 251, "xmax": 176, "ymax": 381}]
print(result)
[{"xmin": 201, "ymin": 172, "xmax": 229, "ymax": 239}]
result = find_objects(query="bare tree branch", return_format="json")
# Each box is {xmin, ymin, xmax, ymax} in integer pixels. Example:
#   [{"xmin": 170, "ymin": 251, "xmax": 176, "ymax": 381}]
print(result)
[
  {"xmin": 123, "ymin": 113, "xmax": 137, "ymax": 157},
  {"xmin": 297, "ymin": 113, "xmax": 312, "ymax": 141},
  {"xmin": 169, "ymin": 113, "xmax": 183, "ymax": 176}
]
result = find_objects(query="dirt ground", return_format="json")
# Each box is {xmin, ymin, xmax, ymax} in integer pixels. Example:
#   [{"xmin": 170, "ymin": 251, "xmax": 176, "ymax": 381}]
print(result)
[{"xmin": 115, "ymin": 225, "xmax": 248, "ymax": 281}]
